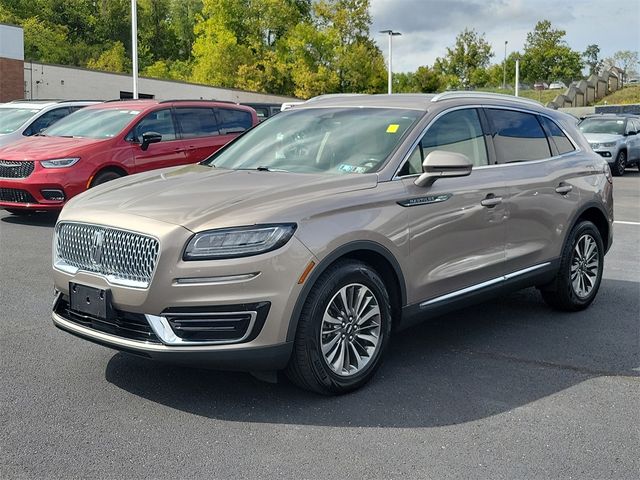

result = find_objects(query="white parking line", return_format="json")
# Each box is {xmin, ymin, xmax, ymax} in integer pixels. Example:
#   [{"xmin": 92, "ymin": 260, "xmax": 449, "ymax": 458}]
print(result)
[{"xmin": 614, "ymin": 221, "xmax": 640, "ymax": 225}]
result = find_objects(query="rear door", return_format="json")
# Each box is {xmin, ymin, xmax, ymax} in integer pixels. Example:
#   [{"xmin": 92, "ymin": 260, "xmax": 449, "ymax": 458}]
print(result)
[
  {"xmin": 400, "ymin": 107, "xmax": 507, "ymax": 303},
  {"xmin": 627, "ymin": 119, "xmax": 640, "ymax": 162},
  {"xmin": 484, "ymin": 108, "xmax": 583, "ymax": 274},
  {"xmin": 127, "ymin": 108, "xmax": 188, "ymax": 173},
  {"xmin": 174, "ymin": 107, "xmax": 224, "ymax": 163}
]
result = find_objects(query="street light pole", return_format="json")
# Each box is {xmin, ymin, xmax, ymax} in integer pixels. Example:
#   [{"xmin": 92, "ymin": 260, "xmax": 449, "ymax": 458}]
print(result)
[
  {"xmin": 131, "ymin": 0, "xmax": 138, "ymax": 99},
  {"xmin": 502, "ymin": 40, "xmax": 508, "ymax": 90},
  {"xmin": 380, "ymin": 30, "xmax": 402, "ymax": 94}
]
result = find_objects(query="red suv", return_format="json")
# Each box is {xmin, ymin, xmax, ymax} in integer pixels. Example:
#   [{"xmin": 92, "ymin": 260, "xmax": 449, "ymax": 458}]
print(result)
[{"xmin": 0, "ymin": 100, "xmax": 258, "ymax": 213}]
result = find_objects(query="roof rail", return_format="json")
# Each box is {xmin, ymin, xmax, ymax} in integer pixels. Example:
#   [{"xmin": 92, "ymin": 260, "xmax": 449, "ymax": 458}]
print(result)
[
  {"xmin": 104, "ymin": 98, "xmax": 156, "ymax": 103},
  {"xmin": 158, "ymin": 99, "xmax": 239, "ymax": 104},
  {"xmin": 7, "ymin": 98, "xmax": 62, "ymax": 103},
  {"xmin": 431, "ymin": 91, "xmax": 543, "ymax": 107}
]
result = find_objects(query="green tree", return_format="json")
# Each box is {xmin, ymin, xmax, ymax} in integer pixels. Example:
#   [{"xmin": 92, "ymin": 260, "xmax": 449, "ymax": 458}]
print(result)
[
  {"xmin": 521, "ymin": 20, "xmax": 583, "ymax": 83},
  {"xmin": 87, "ymin": 41, "xmax": 128, "ymax": 73},
  {"xmin": 612, "ymin": 50, "xmax": 639, "ymax": 78},
  {"xmin": 434, "ymin": 28, "xmax": 493, "ymax": 88},
  {"xmin": 583, "ymin": 44, "xmax": 602, "ymax": 76}
]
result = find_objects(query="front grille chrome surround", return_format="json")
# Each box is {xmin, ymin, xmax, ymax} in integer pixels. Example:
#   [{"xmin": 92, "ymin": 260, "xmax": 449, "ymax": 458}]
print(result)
[
  {"xmin": 54, "ymin": 222, "xmax": 160, "ymax": 288},
  {"xmin": 0, "ymin": 160, "xmax": 35, "ymax": 179}
]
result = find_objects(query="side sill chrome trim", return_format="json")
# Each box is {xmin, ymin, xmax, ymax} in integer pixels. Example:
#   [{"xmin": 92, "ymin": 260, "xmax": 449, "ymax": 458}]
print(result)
[
  {"xmin": 419, "ymin": 262, "xmax": 551, "ymax": 308},
  {"xmin": 52, "ymin": 311, "xmax": 261, "ymax": 353},
  {"xmin": 146, "ymin": 312, "xmax": 258, "ymax": 346}
]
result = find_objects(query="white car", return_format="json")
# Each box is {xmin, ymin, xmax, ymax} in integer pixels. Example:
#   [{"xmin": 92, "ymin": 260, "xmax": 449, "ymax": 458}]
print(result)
[
  {"xmin": 549, "ymin": 81, "xmax": 567, "ymax": 90},
  {"xmin": 0, "ymin": 100, "xmax": 99, "ymax": 148}
]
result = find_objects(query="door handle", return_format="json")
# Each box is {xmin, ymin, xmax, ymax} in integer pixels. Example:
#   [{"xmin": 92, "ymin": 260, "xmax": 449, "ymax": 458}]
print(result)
[
  {"xmin": 481, "ymin": 195, "xmax": 502, "ymax": 208},
  {"xmin": 555, "ymin": 184, "xmax": 573, "ymax": 195}
]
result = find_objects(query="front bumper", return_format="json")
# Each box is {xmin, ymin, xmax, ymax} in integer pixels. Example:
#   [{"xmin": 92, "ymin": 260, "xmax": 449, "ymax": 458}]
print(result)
[
  {"xmin": 52, "ymin": 214, "xmax": 317, "ymax": 369},
  {"xmin": 53, "ymin": 309, "xmax": 293, "ymax": 370},
  {"xmin": 590, "ymin": 145, "xmax": 619, "ymax": 161},
  {"xmin": 0, "ymin": 165, "xmax": 86, "ymax": 210}
]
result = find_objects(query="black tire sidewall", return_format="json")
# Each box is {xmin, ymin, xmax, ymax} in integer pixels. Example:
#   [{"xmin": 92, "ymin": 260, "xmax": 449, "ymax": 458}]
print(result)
[
  {"xmin": 614, "ymin": 151, "xmax": 626, "ymax": 176},
  {"xmin": 559, "ymin": 221, "xmax": 604, "ymax": 308},
  {"xmin": 91, "ymin": 171, "xmax": 121, "ymax": 187},
  {"xmin": 301, "ymin": 262, "xmax": 391, "ymax": 393}
]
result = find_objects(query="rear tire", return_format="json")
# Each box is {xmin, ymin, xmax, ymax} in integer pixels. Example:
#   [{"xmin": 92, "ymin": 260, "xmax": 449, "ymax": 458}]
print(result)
[
  {"xmin": 90, "ymin": 170, "xmax": 122, "ymax": 187},
  {"xmin": 540, "ymin": 220, "xmax": 604, "ymax": 311},
  {"xmin": 612, "ymin": 150, "xmax": 626, "ymax": 176},
  {"xmin": 286, "ymin": 260, "xmax": 391, "ymax": 395}
]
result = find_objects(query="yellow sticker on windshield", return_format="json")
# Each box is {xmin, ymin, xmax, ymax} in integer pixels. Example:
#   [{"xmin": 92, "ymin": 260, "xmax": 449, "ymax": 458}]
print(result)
[{"xmin": 386, "ymin": 124, "xmax": 400, "ymax": 133}]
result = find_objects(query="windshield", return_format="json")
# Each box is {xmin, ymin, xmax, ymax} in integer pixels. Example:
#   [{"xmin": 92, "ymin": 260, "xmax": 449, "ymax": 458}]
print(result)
[
  {"xmin": 203, "ymin": 107, "xmax": 422, "ymax": 174},
  {"xmin": 0, "ymin": 108, "xmax": 40, "ymax": 134},
  {"xmin": 45, "ymin": 108, "xmax": 140, "ymax": 139},
  {"xmin": 579, "ymin": 118, "xmax": 625, "ymax": 135}
]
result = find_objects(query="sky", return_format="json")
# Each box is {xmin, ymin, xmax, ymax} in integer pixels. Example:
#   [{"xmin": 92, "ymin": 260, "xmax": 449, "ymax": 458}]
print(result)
[{"xmin": 370, "ymin": 0, "xmax": 640, "ymax": 73}]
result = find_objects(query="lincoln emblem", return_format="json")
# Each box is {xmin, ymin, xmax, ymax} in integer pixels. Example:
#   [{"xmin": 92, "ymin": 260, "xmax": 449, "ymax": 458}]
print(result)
[{"xmin": 90, "ymin": 230, "xmax": 105, "ymax": 266}]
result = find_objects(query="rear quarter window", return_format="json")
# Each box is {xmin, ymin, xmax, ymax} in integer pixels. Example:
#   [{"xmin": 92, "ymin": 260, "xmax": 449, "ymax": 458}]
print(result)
[
  {"xmin": 216, "ymin": 108, "xmax": 253, "ymax": 134},
  {"xmin": 539, "ymin": 116, "xmax": 576, "ymax": 155}
]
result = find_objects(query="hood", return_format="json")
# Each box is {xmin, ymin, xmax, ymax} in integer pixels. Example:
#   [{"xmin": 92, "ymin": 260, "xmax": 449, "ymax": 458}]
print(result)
[
  {"xmin": 0, "ymin": 136, "xmax": 109, "ymax": 160},
  {"xmin": 63, "ymin": 165, "xmax": 378, "ymax": 232},
  {"xmin": 582, "ymin": 133, "xmax": 622, "ymax": 144}
]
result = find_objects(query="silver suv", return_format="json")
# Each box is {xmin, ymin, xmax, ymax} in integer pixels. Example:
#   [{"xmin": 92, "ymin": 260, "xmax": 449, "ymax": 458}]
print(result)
[
  {"xmin": 0, "ymin": 100, "xmax": 100, "ymax": 147},
  {"xmin": 579, "ymin": 114, "xmax": 640, "ymax": 176},
  {"xmin": 51, "ymin": 93, "xmax": 614, "ymax": 394}
]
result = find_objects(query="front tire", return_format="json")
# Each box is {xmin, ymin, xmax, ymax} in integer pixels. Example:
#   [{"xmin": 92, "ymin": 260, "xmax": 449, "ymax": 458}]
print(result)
[
  {"xmin": 540, "ymin": 220, "xmax": 604, "ymax": 311},
  {"xmin": 286, "ymin": 260, "xmax": 392, "ymax": 395},
  {"xmin": 90, "ymin": 170, "xmax": 122, "ymax": 187},
  {"xmin": 612, "ymin": 150, "xmax": 626, "ymax": 176}
]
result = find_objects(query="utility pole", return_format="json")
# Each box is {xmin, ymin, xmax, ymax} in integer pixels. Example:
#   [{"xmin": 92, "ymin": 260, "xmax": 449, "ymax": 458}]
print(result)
[
  {"xmin": 131, "ymin": 0, "xmax": 138, "ymax": 99},
  {"xmin": 380, "ymin": 30, "xmax": 402, "ymax": 94},
  {"xmin": 502, "ymin": 40, "xmax": 508, "ymax": 89}
]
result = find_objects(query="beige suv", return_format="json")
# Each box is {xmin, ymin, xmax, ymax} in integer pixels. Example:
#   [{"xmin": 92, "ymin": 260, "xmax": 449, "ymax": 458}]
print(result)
[{"xmin": 52, "ymin": 93, "xmax": 614, "ymax": 394}]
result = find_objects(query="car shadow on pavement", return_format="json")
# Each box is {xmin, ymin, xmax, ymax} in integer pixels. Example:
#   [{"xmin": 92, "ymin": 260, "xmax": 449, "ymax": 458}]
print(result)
[
  {"xmin": 1, "ymin": 211, "xmax": 59, "ymax": 227},
  {"xmin": 105, "ymin": 280, "xmax": 639, "ymax": 428}
]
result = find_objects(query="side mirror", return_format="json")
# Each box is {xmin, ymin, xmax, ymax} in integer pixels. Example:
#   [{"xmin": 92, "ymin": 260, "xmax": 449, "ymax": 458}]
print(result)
[
  {"xmin": 414, "ymin": 150, "xmax": 473, "ymax": 187},
  {"xmin": 140, "ymin": 131, "xmax": 162, "ymax": 151},
  {"xmin": 627, "ymin": 131, "xmax": 637, "ymax": 136}
]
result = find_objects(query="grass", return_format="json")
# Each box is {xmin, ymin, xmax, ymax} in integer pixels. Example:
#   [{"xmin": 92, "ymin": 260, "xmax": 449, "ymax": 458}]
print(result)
[{"xmin": 595, "ymin": 85, "xmax": 640, "ymax": 105}]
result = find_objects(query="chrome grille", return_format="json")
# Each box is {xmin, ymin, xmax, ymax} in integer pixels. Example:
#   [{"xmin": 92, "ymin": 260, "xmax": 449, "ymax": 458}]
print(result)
[
  {"xmin": 54, "ymin": 222, "xmax": 160, "ymax": 288},
  {"xmin": 0, "ymin": 161, "xmax": 34, "ymax": 178}
]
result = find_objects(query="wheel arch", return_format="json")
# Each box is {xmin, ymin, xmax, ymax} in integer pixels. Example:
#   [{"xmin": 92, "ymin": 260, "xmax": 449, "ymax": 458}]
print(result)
[
  {"xmin": 286, "ymin": 241, "xmax": 407, "ymax": 342},
  {"xmin": 565, "ymin": 202, "xmax": 611, "ymax": 254},
  {"xmin": 88, "ymin": 165, "xmax": 128, "ymax": 187}
]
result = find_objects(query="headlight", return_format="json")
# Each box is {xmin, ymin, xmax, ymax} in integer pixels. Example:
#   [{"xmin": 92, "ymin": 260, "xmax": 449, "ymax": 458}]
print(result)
[
  {"xmin": 40, "ymin": 157, "xmax": 80, "ymax": 168},
  {"xmin": 183, "ymin": 224, "xmax": 297, "ymax": 260},
  {"xmin": 600, "ymin": 142, "xmax": 616, "ymax": 148}
]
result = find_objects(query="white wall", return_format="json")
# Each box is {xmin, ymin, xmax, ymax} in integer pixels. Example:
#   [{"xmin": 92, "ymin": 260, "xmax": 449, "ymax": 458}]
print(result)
[
  {"xmin": 0, "ymin": 24, "xmax": 24, "ymax": 60},
  {"xmin": 23, "ymin": 62, "xmax": 298, "ymax": 103}
]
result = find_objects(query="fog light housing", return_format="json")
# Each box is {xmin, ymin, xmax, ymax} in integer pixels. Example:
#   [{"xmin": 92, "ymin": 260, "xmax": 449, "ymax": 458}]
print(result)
[
  {"xmin": 41, "ymin": 189, "xmax": 65, "ymax": 202},
  {"xmin": 598, "ymin": 151, "xmax": 611, "ymax": 158}
]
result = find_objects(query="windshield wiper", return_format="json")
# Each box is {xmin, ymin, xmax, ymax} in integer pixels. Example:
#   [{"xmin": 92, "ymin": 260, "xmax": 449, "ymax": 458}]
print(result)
[{"xmin": 256, "ymin": 166, "xmax": 290, "ymax": 172}]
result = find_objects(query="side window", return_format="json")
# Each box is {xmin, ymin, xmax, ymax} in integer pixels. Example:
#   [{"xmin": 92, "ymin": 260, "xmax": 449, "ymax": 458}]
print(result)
[
  {"xmin": 625, "ymin": 119, "xmax": 638, "ymax": 135},
  {"xmin": 539, "ymin": 116, "xmax": 575, "ymax": 155},
  {"xmin": 216, "ymin": 108, "xmax": 253, "ymax": 134},
  {"xmin": 175, "ymin": 108, "xmax": 219, "ymax": 138},
  {"xmin": 25, "ymin": 108, "xmax": 70, "ymax": 136},
  {"xmin": 398, "ymin": 109, "xmax": 488, "ymax": 176},
  {"xmin": 634, "ymin": 119, "xmax": 640, "ymax": 134},
  {"xmin": 486, "ymin": 109, "xmax": 551, "ymax": 163},
  {"xmin": 131, "ymin": 109, "xmax": 176, "ymax": 142}
]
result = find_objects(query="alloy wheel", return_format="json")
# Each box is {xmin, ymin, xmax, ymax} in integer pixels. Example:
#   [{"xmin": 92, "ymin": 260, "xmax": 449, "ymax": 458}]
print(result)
[
  {"xmin": 320, "ymin": 283, "xmax": 382, "ymax": 376},
  {"xmin": 570, "ymin": 233, "xmax": 600, "ymax": 299}
]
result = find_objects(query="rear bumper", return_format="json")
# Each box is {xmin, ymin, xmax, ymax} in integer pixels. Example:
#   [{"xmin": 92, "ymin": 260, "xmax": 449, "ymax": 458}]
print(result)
[{"xmin": 53, "ymin": 310, "xmax": 293, "ymax": 370}]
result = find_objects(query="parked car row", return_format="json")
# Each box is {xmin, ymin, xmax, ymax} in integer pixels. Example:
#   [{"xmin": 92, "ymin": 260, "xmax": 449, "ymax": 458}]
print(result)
[{"xmin": 0, "ymin": 99, "xmax": 260, "ymax": 214}]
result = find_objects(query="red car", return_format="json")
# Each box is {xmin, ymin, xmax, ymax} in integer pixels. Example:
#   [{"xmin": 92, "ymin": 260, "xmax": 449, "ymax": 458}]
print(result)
[{"xmin": 0, "ymin": 100, "xmax": 258, "ymax": 213}]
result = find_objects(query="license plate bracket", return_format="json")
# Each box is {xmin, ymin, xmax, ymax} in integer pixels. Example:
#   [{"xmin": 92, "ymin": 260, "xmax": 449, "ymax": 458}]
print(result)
[{"xmin": 69, "ymin": 283, "xmax": 114, "ymax": 320}]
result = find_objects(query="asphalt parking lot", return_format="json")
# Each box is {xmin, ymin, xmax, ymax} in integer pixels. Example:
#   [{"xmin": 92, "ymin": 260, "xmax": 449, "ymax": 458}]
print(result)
[{"xmin": 1, "ymin": 173, "xmax": 638, "ymax": 479}]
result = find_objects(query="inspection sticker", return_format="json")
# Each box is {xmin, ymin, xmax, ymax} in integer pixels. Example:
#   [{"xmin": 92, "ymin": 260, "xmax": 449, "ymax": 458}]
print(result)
[{"xmin": 386, "ymin": 124, "xmax": 400, "ymax": 133}]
